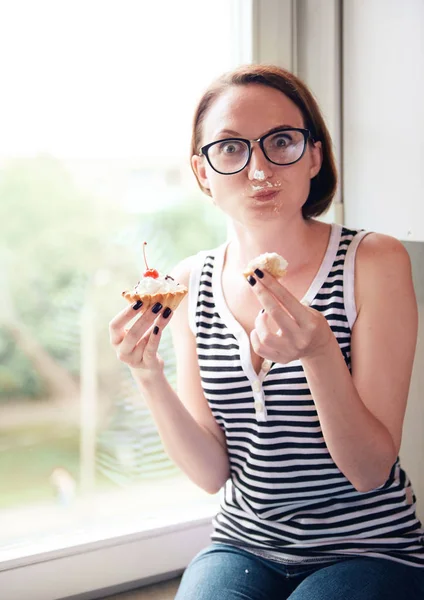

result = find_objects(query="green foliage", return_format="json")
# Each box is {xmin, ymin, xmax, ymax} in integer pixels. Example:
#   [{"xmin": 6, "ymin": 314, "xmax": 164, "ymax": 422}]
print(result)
[
  {"xmin": 0, "ymin": 156, "xmax": 226, "ymax": 400},
  {"xmin": 96, "ymin": 324, "xmax": 180, "ymax": 485},
  {"xmin": 0, "ymin": 332, "xmax": 45, "ymax": 397},
  {"xmin": 0, "ymin": 423, "xmax": 114, "ymax": 508},
  {"xmin": 0, "ymin": 155, "xmax": 228, "ymax": 496},
  {"xmin": 144, "ymin": 197, "xmax": 227, "ymax": 265}
]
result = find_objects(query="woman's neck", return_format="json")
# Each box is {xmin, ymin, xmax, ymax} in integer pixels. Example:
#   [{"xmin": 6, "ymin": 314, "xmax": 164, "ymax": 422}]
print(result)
[{"xmin": 227, "ymin": 216, "xmax": 329, "ymax": 273}]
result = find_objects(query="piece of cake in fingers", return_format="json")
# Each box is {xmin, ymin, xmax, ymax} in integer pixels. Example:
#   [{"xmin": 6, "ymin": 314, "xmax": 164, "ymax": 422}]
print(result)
[{"xmin": 243, "ymin": 252, "xmax": 288, "ymax": 279}]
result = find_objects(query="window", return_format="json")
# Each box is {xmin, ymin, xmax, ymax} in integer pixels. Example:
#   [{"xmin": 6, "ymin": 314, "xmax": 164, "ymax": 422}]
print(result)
[{"xmin": 0, "ymin": 1, "xmax": 249, "ymax": 597}]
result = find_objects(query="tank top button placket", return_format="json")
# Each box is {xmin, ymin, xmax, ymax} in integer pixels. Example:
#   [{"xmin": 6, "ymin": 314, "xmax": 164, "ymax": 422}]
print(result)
[
  {"xmin": 261, "ymin": 359, "xmax": 272, "ymax": 372},
  {"xmin": 252, "ymin": 377, "xmax": 267, "ymax": 422}
]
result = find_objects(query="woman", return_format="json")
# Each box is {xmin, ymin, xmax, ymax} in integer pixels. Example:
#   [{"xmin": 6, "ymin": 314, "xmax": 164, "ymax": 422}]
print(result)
[{"xmin": 109, "ymin": 65, "xmax": 424, "ymax": 599}]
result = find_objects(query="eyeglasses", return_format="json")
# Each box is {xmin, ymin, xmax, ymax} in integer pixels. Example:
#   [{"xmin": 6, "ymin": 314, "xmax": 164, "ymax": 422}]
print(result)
[{"xmin": 199, "ymin": 127, "xmax": 313, "ymax": 175}]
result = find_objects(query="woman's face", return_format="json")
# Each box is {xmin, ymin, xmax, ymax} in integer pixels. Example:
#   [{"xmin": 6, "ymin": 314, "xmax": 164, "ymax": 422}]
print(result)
[{"xmin": 192, "ymin": 84, "xmax": 322, "ymax": 225}]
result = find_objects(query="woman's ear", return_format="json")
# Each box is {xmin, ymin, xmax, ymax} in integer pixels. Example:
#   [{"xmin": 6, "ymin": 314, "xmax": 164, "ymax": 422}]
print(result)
[
  {"xmin": 309, "ymin": 140, "xmax": 323, "ymax": 179},
  {"xmin": 191, "ymin": 154, "xmax": 210, "ymax": 190}
]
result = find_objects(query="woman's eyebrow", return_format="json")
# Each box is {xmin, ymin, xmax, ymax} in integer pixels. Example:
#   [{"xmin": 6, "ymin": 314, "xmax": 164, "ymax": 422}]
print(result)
[
  {"xmin": 213, "ymin": 129, "xmax": 241, "ymax": 138},
  {"xmin": 213, "ymin": 124, "xmax": 299, "ymax": 140},
  {"xmin": 262, "ymin": 124, "xmax": 299, "ymax": 136}
]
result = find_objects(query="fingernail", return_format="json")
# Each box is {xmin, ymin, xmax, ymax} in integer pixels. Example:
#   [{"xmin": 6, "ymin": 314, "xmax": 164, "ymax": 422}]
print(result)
[
  {"xmin": 151, "ymin": 302, "xmax": 163, "ymax": 314},
  {"xmin": 153, "ymin": 325, "xmax": 159, "ymax": 335},
  {"xmin": 247, "ymin": 276, "xmax": 256, "ymax": 286},
  {"xmin": 254, "ymin": 268, "xmax": 264, "ymax": 279},
  {"xmin": 162, "ymin": 307, "xmax": 172, "ymax": 319},
  {"xmin": 133, "ymin": 300, "xmax": 143, "ymax": 310}
]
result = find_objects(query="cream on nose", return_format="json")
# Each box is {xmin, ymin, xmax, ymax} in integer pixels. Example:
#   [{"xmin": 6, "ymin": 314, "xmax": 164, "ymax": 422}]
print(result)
[{"xmin": 253, "ymin": 170, "xmax": 266, "ymax": 180}]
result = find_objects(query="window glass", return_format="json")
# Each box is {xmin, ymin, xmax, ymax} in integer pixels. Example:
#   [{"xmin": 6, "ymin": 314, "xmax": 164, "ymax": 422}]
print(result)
[{"xmin": 0, "ymin": 0, "xmax": 239, "ymax": 557}]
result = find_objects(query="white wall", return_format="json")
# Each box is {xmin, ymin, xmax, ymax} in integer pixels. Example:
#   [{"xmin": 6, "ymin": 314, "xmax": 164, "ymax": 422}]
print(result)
[{"xmin": 343, "ymin": 0, "xmax": 424, "ymax": 241}]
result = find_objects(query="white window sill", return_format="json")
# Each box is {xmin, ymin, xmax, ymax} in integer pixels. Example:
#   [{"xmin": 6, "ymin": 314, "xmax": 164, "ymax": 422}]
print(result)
[{"xmin": 0, "ymin": 504, "xmax": 215, "ymax": 600}]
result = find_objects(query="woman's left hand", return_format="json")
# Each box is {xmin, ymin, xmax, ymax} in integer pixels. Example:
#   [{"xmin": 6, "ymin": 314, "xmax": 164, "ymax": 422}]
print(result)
[{"xmin": 247, "ymin": 270, "xmax": 333, "ymax": 364}]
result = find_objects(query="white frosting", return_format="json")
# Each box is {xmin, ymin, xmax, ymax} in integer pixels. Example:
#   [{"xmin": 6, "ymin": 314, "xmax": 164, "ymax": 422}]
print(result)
[
  {"xmin": 246, "ymin": 252, "xmax": 288, "ymax": 273},
  {"xmin": 251, "ymin": 180, "xmax": 282, "ymax": 191},
  {"xmin": 253, "ymin": 169, "xmax": 266, "ymax": 180},
  {"xmin": 134, "ymin": 274, "xmax": 181, "ymax": 295}
]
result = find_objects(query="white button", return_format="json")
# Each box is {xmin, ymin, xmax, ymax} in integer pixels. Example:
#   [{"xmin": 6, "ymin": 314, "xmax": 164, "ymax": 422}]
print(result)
[
  {"xmin": 252, "ymin": 380, "xmax": 261, "ymax": 392},
  {"xmin": 254, "ymin": 401, "xmax": 264, "ymax": 412},
  {"xmin": 261, "ymin": 359, "xmax": 272, "ymax": 371}
]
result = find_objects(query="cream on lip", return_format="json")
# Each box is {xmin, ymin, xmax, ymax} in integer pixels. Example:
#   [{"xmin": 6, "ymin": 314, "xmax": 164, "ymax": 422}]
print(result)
[{"xmin": 251, "ymin": 180, "xmax": 282, "ymax": 191}]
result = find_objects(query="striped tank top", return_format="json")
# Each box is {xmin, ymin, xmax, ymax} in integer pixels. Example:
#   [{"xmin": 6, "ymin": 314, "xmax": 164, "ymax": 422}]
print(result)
[{"xmin": 188, "ymin": 223, "xmax": 424, "ymax": 568}]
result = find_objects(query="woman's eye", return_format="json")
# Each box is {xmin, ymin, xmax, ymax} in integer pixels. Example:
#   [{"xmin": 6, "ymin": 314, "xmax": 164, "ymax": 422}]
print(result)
[
  {"xmin": 219, "ymin": 141, "xmax": 242, "ymax": 154},
  {"xmin": 273, "ymin": 134, "xmax": 291, "ymax": 147}
]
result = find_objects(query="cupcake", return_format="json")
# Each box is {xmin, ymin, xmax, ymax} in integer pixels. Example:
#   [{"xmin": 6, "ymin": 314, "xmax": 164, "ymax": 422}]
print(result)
[{"xmin": 122, "ymin": 243, "xmax": 188, "ymax": 311}]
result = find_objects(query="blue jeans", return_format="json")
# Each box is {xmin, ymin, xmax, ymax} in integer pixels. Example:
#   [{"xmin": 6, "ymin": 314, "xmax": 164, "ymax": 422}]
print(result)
[{"xmin": 174, "ymin": 543, "xmax": 424, "ymax": 599}]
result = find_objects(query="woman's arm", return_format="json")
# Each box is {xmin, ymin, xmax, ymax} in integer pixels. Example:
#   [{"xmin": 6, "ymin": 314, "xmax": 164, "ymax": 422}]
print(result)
[
  {"xmin": 134, "ymin": 369, "xmax": 230, "ymax": 494},
  {"xmin": 247, "ymin": 234, "xmax": 418, "ymax": 492},
  {"xmin": 301, "ymin": 234, "xmax": 417, "ymax": 492},
  {"xmin": 109, "ymin": 257, "xmax": 230, "ymax": 494}
]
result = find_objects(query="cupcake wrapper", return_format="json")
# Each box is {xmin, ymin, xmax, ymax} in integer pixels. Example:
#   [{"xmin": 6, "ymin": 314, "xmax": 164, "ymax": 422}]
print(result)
[{"xmin": 121, "ymin": 287, "xmax": 188, "ymax": 312}]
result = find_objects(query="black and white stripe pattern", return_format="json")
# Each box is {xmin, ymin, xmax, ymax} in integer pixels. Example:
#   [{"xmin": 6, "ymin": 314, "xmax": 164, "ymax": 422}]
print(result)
[{"xmin": 189, "ymin": 224, "xmax": 424, "ymax": 567}]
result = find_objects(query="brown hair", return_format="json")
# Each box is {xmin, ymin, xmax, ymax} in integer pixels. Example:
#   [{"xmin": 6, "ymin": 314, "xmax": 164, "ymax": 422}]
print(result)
[{"xmin": 191, "ymin": 64, "xmax": 337, "ymax": 219}]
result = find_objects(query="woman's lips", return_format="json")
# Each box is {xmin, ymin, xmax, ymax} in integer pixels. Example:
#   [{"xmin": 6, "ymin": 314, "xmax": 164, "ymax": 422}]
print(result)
[{"xmin": 251, "ymin": 189, "xmax": 280, "ymax": 200}]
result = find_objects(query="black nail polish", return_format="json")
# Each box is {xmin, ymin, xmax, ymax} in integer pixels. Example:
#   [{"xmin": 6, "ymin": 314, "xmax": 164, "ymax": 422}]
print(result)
[
  {"xmin": 254, "ymin": 268, "xmax": 264, "ymax": 279},
  {"xmin": 132, "ymin": 300, "xmax": 143, "ymax": 310},
  {"xmin": 153, "ymin": 325, "xmax": 159, "ymax": 335},
  {"xmin": 151, "ymin": 302, "xmax": 163, "ymax": 314},
  {"xmin": 247, "ymin": 275, "xmax": 257, "ymax": 286},
  {"xmin": 163, "ymin": 307, "xmax": 172, "ymax": 319}
]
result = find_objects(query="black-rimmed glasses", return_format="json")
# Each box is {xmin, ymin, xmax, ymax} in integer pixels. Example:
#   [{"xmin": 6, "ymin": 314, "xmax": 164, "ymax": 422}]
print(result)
[{"xmin": 199, "ymin": 127, "xmax": 313, "ymax": 175}]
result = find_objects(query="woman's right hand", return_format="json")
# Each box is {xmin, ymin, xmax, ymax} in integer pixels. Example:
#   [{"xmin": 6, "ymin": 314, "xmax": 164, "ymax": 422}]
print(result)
[{"xmin": 109, "ymin": 300, "xmax": 173, "ymax": 381}]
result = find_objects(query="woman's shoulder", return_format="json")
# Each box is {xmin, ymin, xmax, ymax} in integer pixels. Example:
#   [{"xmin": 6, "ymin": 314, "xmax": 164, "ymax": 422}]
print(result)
[
  {"xmin": 170, "ymin": 244, "xmax": 224, "ymax": 288},
  {"xmin": 170, "ymin": 255, "xmax": 197, "ymax": 289},
  {"xmin": 356, "ymin": 231, "xmax": 411, "ymax": 271},
  {"xmin": 354, "ymin": 232, "xmax": 414, "ymax": 313}
]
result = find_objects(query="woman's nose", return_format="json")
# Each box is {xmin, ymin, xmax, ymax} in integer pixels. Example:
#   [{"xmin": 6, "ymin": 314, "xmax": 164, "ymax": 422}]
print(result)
[{"xmin": 247, "ymin": 143, "xmax": 273, "ymax": 180}]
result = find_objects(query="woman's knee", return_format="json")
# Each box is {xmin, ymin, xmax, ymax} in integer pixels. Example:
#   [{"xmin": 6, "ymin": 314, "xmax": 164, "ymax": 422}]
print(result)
[{"xmin": 288, "ymin": 557, "xmax": 423, "ymax": 600}]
